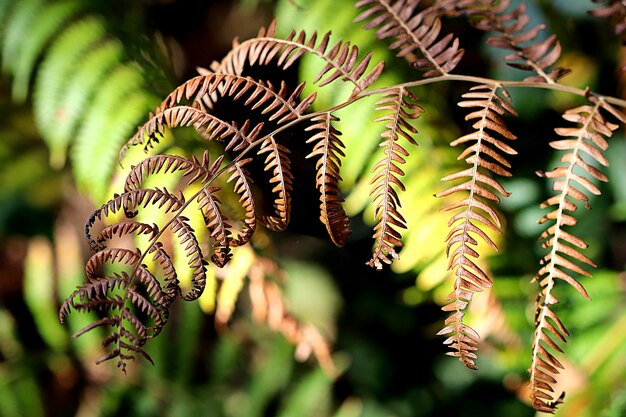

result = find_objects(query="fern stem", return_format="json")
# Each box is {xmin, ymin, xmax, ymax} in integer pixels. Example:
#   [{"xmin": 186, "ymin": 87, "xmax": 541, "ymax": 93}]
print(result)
[
  {"xmin": 361, "ymin": 74, "xmax": 626, "ymax": 108},
  {"xmin": 453, "ymin": 83, "xmax": 498, "ymax": 286}
]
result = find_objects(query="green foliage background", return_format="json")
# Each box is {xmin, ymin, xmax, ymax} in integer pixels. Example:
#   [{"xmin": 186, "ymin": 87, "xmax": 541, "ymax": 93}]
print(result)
[{"xmin": 0, "ymin": 0, "xmax": 625, "ymax": 416}]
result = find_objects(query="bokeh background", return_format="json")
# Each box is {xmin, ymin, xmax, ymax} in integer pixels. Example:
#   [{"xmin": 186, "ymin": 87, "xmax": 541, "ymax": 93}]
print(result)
[{"xmin": 1, "ymin": 0, "xmax": 626, "ymax": 416}]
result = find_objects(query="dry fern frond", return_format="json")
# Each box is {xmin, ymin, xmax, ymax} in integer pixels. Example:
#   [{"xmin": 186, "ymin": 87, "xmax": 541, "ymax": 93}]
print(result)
[
  {"xmin": 196, "ymin": 187, "xmax": 233, "ymax": 268},
  {"xmin": 471, "ymin": 0, "xmax": 570, "ymax": 83},
  {"xmin": 248, "ymin": 258, "xmax": 337, "ymax": 377},
  {"xmin": 354, "ymin": 0, "xmax": 464, "ymax": 76},
  {"xmin": 435, "ymin": 83, "xmax": 517, "ymax": 370},
  {"xmin": 429, "ymin": 0, "xmax": 493, "ymax": 17},
  {"xmin": 256, "ymin": 135, "xmax": 294, "ymax": 232},
  {"xmin": 529, "ymin": 96, "xmax": 626, "ymax": 413},
  {"xmin": 367, "ymin": 88, "xmax": 422, "ymax": 269},
  {"xmin": 60, "ymin": 257, "xmax": 167, "ymax": 371},
  {"xmin": 123, "ymin": 151, "xmax": 224, "ymax": 193},
  {"xmin": 119, "ymin": 106, "xmax": 264, "ymax": 162},
  {"xmin": 63, "ymin": 151, "xmax": 235, "ymax": 369},
  {"xmin": 589, "ymin": 0, "xmax": 626, "ymax": 43},
  {"xmin": 164, "ymin": 73, "xmax": 312, "ymax": 128},
  {"xmin": 226, "ymin": 158, "xmax": 258, "ymax": 247},
  {"xmin": 214, "ymin": 18, "xmax": 385, "ymax": 97},
  {"xmin": 305, "ymin": 112, "xmax": 351, "ymax": 247}
]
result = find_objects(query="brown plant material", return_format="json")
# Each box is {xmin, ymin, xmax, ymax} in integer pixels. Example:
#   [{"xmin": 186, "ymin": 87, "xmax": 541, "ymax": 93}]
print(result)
[
  {"xmin": 354, "ymin": 0, "xmax": 464, "ymax": 76},
  {"xmin": 529, "ymin": 96, "xmax": 626, "ymax": 413},
  {"xmin": 248, "ymin": 258, "xmax": 337, "ymax": 377},
  {"xmin": 470, "ymin": 0, "xmax": 570, "ymax": 83},
  {"xmin": 57, "ymin": 4, "xmax": 626, "ymax": 413},
  {"xmin": 60, "ymin": 18, "xmax": 385, "ymax": 372},
  {"xmin": 435, "ymin": 83, "xmax": 517, "ymax": 369},
  {"xmin": 367, "ymin": 88, "xmax": 422, "ymax": 269}
]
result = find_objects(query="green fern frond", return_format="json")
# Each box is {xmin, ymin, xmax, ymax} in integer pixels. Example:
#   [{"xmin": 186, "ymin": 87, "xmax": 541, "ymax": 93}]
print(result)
[
  {"xmin": 9, "ymin": 0, "xmax": 83, "ymax": 102},
  {"xmin": 1, "ymin": 0, "xmax": 42, "ymax": 76},
  {"xmin": 72, "ymin": 75, "xmax": 158, "ymax": 201},
  {"xmin": 1, "ymin": 0, "xmax": 163, "ymax": 203},
  {"xmin": 0, "ymin": 0, "xmax": 12, "ymax": 25},
  {"xmin": 48, "ymin": 40, "xmax": 125, "ymax": 167},
  {"xmin": 33, "ymin": 16, "xmax": 107, "ymax": 163}
]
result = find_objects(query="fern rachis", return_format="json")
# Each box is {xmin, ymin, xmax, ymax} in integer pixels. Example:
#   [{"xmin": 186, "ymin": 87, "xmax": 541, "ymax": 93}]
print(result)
[
  {"xmin": 529, "ymin": 97, "xmax": 626, "ymax": 412},
  {"xmin": 434, "ymin": 83, "xmax": 517, "ymax": 370}
]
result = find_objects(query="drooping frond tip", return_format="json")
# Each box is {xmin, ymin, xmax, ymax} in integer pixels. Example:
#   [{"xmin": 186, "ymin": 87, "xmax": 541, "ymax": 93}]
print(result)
[
  {"xmin": 367, "ymin": 88, "xmax": 422, "ymax": 269},
  {"xmin": 62, "ymin": 148, "xmax": 237, "ymax": 369},
  {"xmin": 305, "ymin": 112, "xmax": 352, "ymax": 246},
  {"xmin": 436, "ymin": 84, "xmax": 517, "ymax": 370},
  {"xmin": 529, "ymin": 95, "xmax": 626, "ymax": 412}
]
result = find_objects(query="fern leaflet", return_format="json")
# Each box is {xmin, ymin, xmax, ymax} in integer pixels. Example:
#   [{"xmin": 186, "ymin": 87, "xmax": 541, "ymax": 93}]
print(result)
[
  {"xmin": 368, "ymin": 87, "xmax": 422, "ymax": 269},
  {"xmin": 529, "ymin": 96, "xmax": 626, "ymax": 412},
  {"xmin": 435, "ymin": 84, "xmax": 517, "ymax": 369}
]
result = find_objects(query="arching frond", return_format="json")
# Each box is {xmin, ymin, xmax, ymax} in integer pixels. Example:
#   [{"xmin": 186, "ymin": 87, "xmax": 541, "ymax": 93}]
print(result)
[
  {"xmin": 196, "ymin": 187, "xmax": 233, "ymax": 268},
  {"xmin": 123, "ymin": 151, "xmax": 224, "ymax": 192},
  {"xmin": 213, "ymin": 19, "xmax": 385, "ymax": 96},
  {"xmin": 119, "ymin": 106, "xmax": 263, "ymax": 162},
  {"xmin": 226, "ymin": 159, "xmax": 258, "ymax": 247}
]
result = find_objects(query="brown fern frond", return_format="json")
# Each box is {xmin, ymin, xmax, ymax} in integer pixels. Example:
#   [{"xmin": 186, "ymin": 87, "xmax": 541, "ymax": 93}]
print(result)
[
  {"xmin": 354, "ymin": 0, "xmax": 464, "ymax": 77},
  {"xmin": 119, "ymin": 105, "xmax": 263, "ymax": 162},
  {"xmin": 59, "ymin": 250, "xmax": 172, "ymax": 372},
  {"xmin": 429, "ymin": 0, "xmax": 493, "ymax": 17},
  {"xmin": 84, "ymin": 248, "xmax": 142, "ymax": 279},
  {"xmin": 367, "ymin": 88, "xmax": 422, "ymax": 269},
  {"xmin": 148, "ymin": 242, "xmax": 180, "ymax": 298},
  {"xmin": 529, "ymin": 96, "xmax": 626, "ymax": 412},
  {"xmin": 248, "ymin": 258, "xmax": 337, "ymax": 377},
  {"xmin": 305, "ymin": 112, "xmax": 351, "ymax": 247},
  {"xmin": 213, "ymin": 20, "xmax": 385, "ymax": 96},
  {"xmin": 179, "ymin": 73, "xmax": 310, "ymax": 128},
  {"xmin": 170, "ymin": 216, "xmax": 208, "ymax": 301},
  {"xmin": 94, "ymin": 221, "xmax": 159, "ymax": 251},
  {"xmin": 257, "ymin": 135, "xmax": 293, "ymax": 232},
  {"xmin": 470, "ymin": 0, "xmax": 570, "ymax": 83},
  {"xmin": 60, "ymin": 275, "xmax": 126, "ymax": 317},
  {"xmin": 226, "ymin": 158, "xmax": 257, "ymax": 247},
  {"xmin": 589, "ymin": 0, "xmax": 626, "ymax": 43},
  {"xmin": 205, "ymin": 77, "xmax": 309, "ymax": 125},
  {"xmin": 85, "ymin": 188, "xmax": 185, "ymax": 251},
  {"xmin": 124, "ymin": 151, "xmax": 224, "ymax": 193},
  {"xmin": 435, "ymin": 84, "xmax": 517, "ymax": 370},
  {"xmin": 196, "ymin": 187, "xmax": 233, "ymax": 268},
  {"xmin": 135, "ymin": 73, "xmax": 309, "ymax": 132},
  {"xmin": 65, "ymin": 162, "xmax": 233, "ymax": 368}
]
